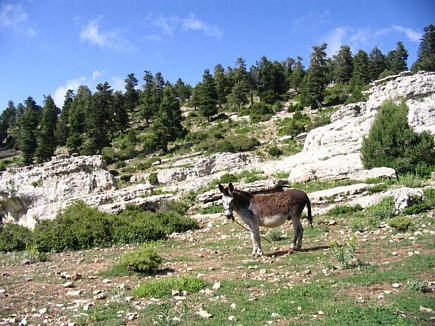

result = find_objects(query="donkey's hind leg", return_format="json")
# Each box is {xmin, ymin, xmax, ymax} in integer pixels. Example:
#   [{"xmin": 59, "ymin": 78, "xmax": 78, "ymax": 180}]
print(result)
[{"xmin": 290, "ymin": 216, "xmax": 304, "ymax": 250}]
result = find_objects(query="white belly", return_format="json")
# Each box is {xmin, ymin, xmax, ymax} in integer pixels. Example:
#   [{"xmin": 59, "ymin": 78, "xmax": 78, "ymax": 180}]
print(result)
[{"xmin": 259, "ymin": 214, "xmax": 287, "ymax": 228}]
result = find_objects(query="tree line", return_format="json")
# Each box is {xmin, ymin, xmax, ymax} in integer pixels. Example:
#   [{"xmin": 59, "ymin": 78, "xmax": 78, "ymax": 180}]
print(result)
[{"xmin": 1, "ymin": 24, "xmax": 434, "ymax": 166}]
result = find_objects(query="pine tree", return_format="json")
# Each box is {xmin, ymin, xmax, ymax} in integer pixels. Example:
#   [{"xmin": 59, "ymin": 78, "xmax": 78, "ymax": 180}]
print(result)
[
  {"xmin": 388, "ymin": 41, "xmax": 408, "ymax": 74},
  {"xmin": 301, "ymin": 43, "xmax": 328, "ymax": 108},
  {"xmin": 198, "ymin": 69, "xmax": 218, "ymax": 122},
  {"xmin": 83, "ymin": 82, "xmax": 112, "ymax": 155},
  {"xmin": 55, "ymin": 89, "xmax": 74, "ymax": 146},
  {"xmin": 289, "ymin": 57, "xmax": 305, "ymax": 91},
  {"xmin": 411, "ymin": 24, "xmax": 435, "ymax": 72},
  {"xmin": 214, "ymin": 63, "xmax": 231, "ymax": 108},
  {"xmin": 333, "ymin": 45, "xmax": 353, "ymax": 84},
  {"xmin": 124, "ymin": 73, "xmax": 139, "ymax": 112},
  {"xmin": 0, "ymin": 101, "xmax": 17, "ymax": 145},
  {"xmin": 36, "ymin": 95, "xmax": 60, "ymax": 163},
  {"xmin": 228, "ymin": 57, "xmax": 250, "ymax": 111},
  {"xmin": 18, "ymin": 97, "xmax": 41, "ymax": 165},
  {"xmin": 368, "ymin": 47, "xmax": 387, "ymax": 81},
  {"xmin": 67, "ymin": 85, "xmax": 91, "ymax": 154},
  {"xmin": 351, "ymin": 49, "xmax": 370, "ymax": 86},
  {"xmin": 150, "ymin": 82, "xmax": 185, "ymax": 152}
]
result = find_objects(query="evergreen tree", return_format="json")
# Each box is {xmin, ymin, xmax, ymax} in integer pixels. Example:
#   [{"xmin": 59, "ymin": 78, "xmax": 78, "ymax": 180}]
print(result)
[
  {"xmin": 36, "ymin": 95, "xmax": 60, "ymax": 163},
  {"xmin": 301, "ymin": 43, "xmax": 329, "ymax": 108},
  {"xmin": 174, "ymin": 78, "xmax": 192, "ymax": 102},
  {"xmin": 55, "ymin": 89, "xmax": 74, "ymax": 146},
  {"xmin": 198, "ymin": 69, "xmax": 218, "ymax": 122},
  {"xmin": 113, "ymin": 90, "xmax": 129, "ymax": 134},
  {"xmin": 214, "ymin": 63, "xmax": 231, "ymax": 108},
  {"xmin": 228, "ymin": 57, "xmax": 250, "ymax": 111},
  {"xmin": 140, "ymin": 71, "xmax": 160, "ymax": 124},
  {"xmin": 150, "ymin": 82, "xmax": 185, "ymax": 152},
  {"xmin": 0, "ymin": 101, "xmax": 17, "ymax": 145},
  {"xmin": 124, "ymin": 73, "xmax": 139, "ymax": 112},
  {"xmin": 83, "ymin": 82, "xmax": 112, "ymax": 155},
  {"xmin": 67, "ymin": 85, "xmax": 91, "ymax": 154},
  {"xmin": 256, "ymin": 56, "xmax": 278, "ymax": 104},
  {"xmin": 387, "ymin": 41, "xmax": 408, "ymax": 74},
  {"xmin": 369, "ymin": 47, "xmax": 387, "ymax": 81},
  {"xmin": 332, "ymin": 45, "xmax": 353, "ymax": 84},
  {"xmin": 18, "ymin": 97, "xmax": 41, "ymax": 165},
  {"xmin": 351, "ymin": 49, "xmax": 370, "ymax": 86},
  {"xmin": 289, "ymin": 57, "xmax": 305, "ymax": 91},
  {"xmin": 360, "ymin": 99, "xmax": 435, "ymax": 176},
  {"xmin": 411, "ymin": 24, "xmax": 435, "ymax": 72}
]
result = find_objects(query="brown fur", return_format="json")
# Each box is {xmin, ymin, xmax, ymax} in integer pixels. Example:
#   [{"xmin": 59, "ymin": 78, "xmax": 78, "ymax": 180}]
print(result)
[{"xmin": 218, "ymin": 183, "xmax": 313, "ymax": 256}]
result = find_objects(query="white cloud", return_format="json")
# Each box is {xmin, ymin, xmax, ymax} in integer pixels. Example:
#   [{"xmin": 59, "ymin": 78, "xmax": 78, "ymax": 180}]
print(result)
[
  {"xmin": 53, "ymin": 73, "xmax": 125, "ymax": 107},
  {"xmin": 80, "ymin": 19, "xmax": 108, "ymax": 47},
  {"xmin": 182, "ymin": 13, "xmax": 223, "ymax": 39},
  {"xmin": 323, "ymin": 27, "xmax": 347, "ymax": 57},
  {"xmin": 80, "ymin": 18, "xmax": 134, "ymax": 51},
  {"xmin": 393, "ymin": 25, "xmax": 421, "ymax": 42},
  {"xmin": 152, "ymin": 15, "xmax": 179, "ymax": 36},
  {"xmin": 148, "ymin": 13, "xmax": 223, "ymax": 40},
  {"xmin": 53, "ymin": 77, "xmax": 87, "ymax": 107},
  {"xmin": 0, "ymin": 2, "xmax": 36, "ymax": 37},
  {"xmin": 92, "ymin": 70, "xmax": 105, "ymax": 80}
]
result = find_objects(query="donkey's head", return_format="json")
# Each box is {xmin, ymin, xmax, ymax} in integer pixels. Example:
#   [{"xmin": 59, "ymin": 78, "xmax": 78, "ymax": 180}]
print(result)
[{"xmin": 218, "ymin": 183, "xmax": 235, "ymax": 219}]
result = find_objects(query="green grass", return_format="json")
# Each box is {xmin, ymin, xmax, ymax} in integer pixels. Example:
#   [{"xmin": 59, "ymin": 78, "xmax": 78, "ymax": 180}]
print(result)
[{"xmin": 134, "ymin": 276, "xmax": 206, "ymax": 298}]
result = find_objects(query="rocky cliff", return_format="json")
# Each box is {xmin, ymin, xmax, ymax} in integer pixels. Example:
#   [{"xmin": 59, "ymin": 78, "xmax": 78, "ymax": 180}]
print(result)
[{"xmin": 1, "ymin": 71, "xmax": 434, "ymax": 228}]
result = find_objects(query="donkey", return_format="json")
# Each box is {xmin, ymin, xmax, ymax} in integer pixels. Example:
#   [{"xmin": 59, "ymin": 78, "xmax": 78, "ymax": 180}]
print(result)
[{"xmin": 218, "ymin": 183, "xmax": 312, "ymax": 256}]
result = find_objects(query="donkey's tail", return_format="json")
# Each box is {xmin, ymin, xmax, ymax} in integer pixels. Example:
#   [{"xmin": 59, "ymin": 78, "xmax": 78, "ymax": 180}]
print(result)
[{"xmin": 306, "ymin": 193, "xmax": 313, "ymax": 226}]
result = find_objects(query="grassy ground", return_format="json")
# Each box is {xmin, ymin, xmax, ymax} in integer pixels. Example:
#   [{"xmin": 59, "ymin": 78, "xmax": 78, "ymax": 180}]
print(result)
[{"xmin": 1, "ymin": 211, "xmax": 434, "ymax": 326}]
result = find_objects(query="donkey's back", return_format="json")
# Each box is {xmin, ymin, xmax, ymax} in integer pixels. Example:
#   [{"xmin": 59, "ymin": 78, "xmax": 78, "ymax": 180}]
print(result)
[{"xmin": 250, "ymin": 188, "xmax": 312, "ymax": 225}]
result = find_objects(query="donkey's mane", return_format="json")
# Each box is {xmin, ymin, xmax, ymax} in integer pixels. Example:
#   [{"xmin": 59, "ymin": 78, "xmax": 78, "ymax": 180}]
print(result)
[{"xmin": 233, "ymin": 189, "xmax": 253, "ymax": 201}]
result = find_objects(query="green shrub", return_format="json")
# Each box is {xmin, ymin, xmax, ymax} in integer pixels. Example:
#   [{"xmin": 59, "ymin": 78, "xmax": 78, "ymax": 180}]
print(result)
[
  {"xmin": 149, "ymin": 172, "xmax": 159, "ymax": 185},
  {"xmin": 268, "ymin": 146, "xmax": 283, "ymax": 157},
  {"xmin": 120, "ymin": 174, "xmax": 132, "ymax": 182},
  {"xmin": 361, "ymin": 99, "xmax": 435, "ymax": 177},
  {"xmin": 406, "ymin": 279, "xmax": 429, "ymax": 293},
  {"xmin": 388, "ymin": 216, "xmax": 414, "ymax": 231},
  {"xmin": 326, "ymin": 204, "xmax": 363, "ymax": 216},
  {"xmin": 328, "ymin": 236, "xmax": 359, "ymax": 269},
  {"xmin": 134, "ymin": 276, "xmax": 206, "ymax": 298},
  {"xmin": 33, "ymin": 201, "xmax": 112, "ymax": 252},
  {"xmin": 367, "ymin": 183, "xmax": 388, "ymax": 194},
  {"xmin": 115, "ymin": 161, "xmax": 127, "ymax": 169},
  {"xmin": 367, "ymin": 196, "xmax": 396, "ymax": 220},
  {"xmin": 198, "ymin": 205, "xmax": 224, "ymax": 215},
  {"xmin": 0, "ymin": 223, "xmax": 34, "ymax": 252},
  {"xmin": 219, "ymin": 173, "xmax": 237, "ymax": 184},
  {"xmin": 119, "ymin": 244, "xmax": 162, "ymax": 273},
  {"xmin": 229, "ymin": 136, "xmax": 260, "ymax": 152}
]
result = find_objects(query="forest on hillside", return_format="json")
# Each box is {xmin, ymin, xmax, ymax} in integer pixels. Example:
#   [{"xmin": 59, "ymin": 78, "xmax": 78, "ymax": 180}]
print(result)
[{"xmin": 0, "ymin": 24, "xmax": 434, "ymax": 169}]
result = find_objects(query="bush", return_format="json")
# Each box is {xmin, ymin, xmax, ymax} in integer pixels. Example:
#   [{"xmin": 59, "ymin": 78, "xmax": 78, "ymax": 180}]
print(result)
[
  {"xmin": 326, "ymin": 204, "xmax": 363, "ymax": 216},
  {"xmin": 33, "ymin": 201, "xmax": 112, "ymax": 252},
  {"xmin": 0, "ymin": 223, "xmax": 33, "ymax": 252},
  {"xmin": 367, "ymin": 196, "xmax": 396, "ymax": 220},
  {"xmin": 148, "ymin": 172, "xmax": 159, "ymax": 185},
  {"xmin": 119, "ymin": 244, "xmax": 162, "ymax": 273},
  {"xmin": 134, "ymin": 276, "xmax": 205, "ymax": 298},
  {"xmin": 388, "ymin": 216, "xmax": 414, "ymax": 231},
  {"xmin": 268, "ymin": 146, "xmax": 283, "ymax": 157},
  {"xmin": 361, "ymin": 99, "xmax": 435, "ymax": 177}
]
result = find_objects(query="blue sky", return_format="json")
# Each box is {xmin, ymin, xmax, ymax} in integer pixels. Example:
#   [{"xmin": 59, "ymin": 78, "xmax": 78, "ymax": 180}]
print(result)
[{"xmin": 1, "ymin": 0, "xmax": 433, "ymax": 110}]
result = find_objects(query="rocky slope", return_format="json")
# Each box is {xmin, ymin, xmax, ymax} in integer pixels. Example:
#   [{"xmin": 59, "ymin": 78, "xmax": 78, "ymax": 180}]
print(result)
[{"xmin": 1, "ymin": 71, "xmax": 435, "ymax": 228}]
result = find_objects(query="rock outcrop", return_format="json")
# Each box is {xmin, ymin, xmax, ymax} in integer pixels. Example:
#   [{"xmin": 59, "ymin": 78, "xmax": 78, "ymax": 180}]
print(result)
[{"xmin": 1, "ymin": 71, "xmax": 434, "ymax": 228}]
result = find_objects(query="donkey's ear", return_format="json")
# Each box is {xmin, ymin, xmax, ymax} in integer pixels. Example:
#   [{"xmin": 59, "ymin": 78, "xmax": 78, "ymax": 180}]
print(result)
[
  {"xmin": 218, "ymin": 184, "xmax": 225, "ymax": 193},
  {"xmin": 228, "ymin": 183, "xmax": 234, "ymax": 193}
]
